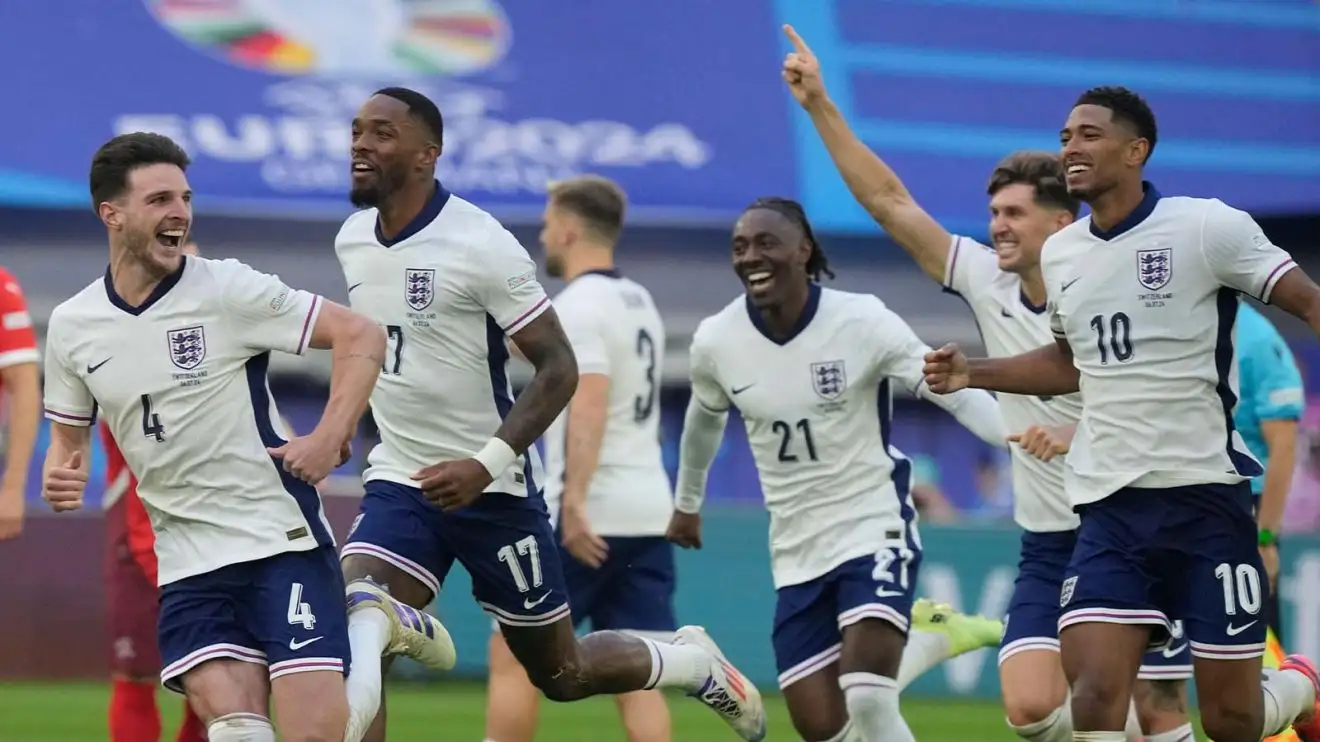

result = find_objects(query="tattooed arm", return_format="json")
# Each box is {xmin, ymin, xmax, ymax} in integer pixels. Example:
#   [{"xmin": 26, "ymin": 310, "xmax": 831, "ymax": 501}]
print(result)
[{"xmin": 501, "ymin": 308, "xmax": 579, "ymax": 453}]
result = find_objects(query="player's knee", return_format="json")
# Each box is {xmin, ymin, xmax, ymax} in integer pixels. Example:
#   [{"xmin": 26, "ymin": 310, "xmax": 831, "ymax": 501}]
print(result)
[
  {"xmin": 206, "ymin": 712, "xmax": 274, "ymax": 742},
  {"xmin": 1069, "ymin": 673, "xmax": 1129, "ymax": 719},
  {"xmin": 1133, "ymin": 678, "xmax": 1189, "ymax": 729},
  {"xmin": 524, "ymin": 664, "xmax": 591, "ymax": 703},
  {"xmin": 1003, "ymin": 694, "xmax": 1067, "ymax": 729}
]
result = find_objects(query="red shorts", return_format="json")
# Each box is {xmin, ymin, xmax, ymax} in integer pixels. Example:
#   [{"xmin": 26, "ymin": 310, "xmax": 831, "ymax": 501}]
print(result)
[{"xmin": 106, "ymin": 542, "xmax": 162, "ymax": 679}]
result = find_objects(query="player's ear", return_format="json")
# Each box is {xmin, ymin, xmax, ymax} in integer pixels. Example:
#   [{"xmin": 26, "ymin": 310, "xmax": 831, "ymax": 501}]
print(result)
[
  {"xmin": 98, "ymin": 201, "xmax": 122, "ymax": 230},
  {"xmin": 1124, "ymin": 137, "xmax": 1149, "ymax": 168},
  {"xmin": 419, "ymin": 143, "xmax": 440, "ymax": 169}
]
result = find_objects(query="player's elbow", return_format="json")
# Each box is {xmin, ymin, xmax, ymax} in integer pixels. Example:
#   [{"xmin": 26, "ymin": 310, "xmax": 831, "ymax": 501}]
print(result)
[{"xmin": 340, "ymin": 311, "xmax": 387, "ymax": 356}]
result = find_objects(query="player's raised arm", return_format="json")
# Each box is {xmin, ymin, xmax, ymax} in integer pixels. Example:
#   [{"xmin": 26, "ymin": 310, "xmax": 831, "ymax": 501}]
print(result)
[
  {"xmin": 924, "ymin": 339, "xmax": 1080, "ymax": 397},
  {"xmin": 668, "ymin": 333, "xmax": 730, "ymax": 550},
  {"xmin": 865, "ymin": 297, "xmax": 1007, "ymax": 446},
  {"xmin": 782, "ymin": 25, "xmax": 952, "ymax": 282}
]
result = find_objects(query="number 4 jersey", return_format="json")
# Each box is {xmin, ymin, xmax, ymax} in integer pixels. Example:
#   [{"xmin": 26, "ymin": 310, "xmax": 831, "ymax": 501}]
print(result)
[
  {"xmin": 689, "ymin": 285, "xmax": 948, "ymax": 588},
  {"xmin": 1041, "ymin": 187, "xmax": 1296, "ymax": 507},
  {"xmin": 42, "ymin": 257, "xmax": 332, "ymax": 585},
  {"xmin": 335, "ymin": 184, "xmax": 547, "ymax": 497},
  {"xmin": 541, "ymin": 270, "xmax": 672, "ymax": 536}
]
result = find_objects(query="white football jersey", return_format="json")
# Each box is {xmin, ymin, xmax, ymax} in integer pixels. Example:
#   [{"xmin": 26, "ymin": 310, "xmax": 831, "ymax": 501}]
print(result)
[
  {"xmin": 1041, "ymin": 188, "xmax": 1292, "ymax": 506},
  {"xmin": 542, "ymin": 270, "xmax": 672, "ymax": 536},
  {"xmin": 943, "ymin": 236, "xmax": 1082, "ymax": 532},
  {"xmin": 42, "ymin": 257, "xmax": 332, "ymax": 585},
  {"xmin": 336, "ymin": 185, "xmax": 546, "ymax": 495},
  {"xmin": 689, "ymin": 285, "xmax": 951, "ymax": 588}
]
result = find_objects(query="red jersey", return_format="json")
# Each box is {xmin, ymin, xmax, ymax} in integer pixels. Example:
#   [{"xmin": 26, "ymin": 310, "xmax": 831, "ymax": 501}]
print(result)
[
  {"xmin": 100, "ymin": 422, "xmax": 159, "ymax": 585},
  {"xmin": 0, "ymin": 266, "xmax": 39, "ymax": 390}
]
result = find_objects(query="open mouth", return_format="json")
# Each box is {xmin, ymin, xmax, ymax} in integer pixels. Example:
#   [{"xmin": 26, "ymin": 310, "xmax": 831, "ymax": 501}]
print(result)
[
  {"xmin": 1065, "ymin": 163, "xmax": 1091, "ymax": 177},
  {"xmin": 743, "ymin": 270, "xmax": 773, "ymax": 292},
  {"xmin": 157, "ymin": 229, "xmax": 186, "ymax": 248},
  {"xmin": 352, "ymin": 161, "xmax": 375, "ymax": 180}
]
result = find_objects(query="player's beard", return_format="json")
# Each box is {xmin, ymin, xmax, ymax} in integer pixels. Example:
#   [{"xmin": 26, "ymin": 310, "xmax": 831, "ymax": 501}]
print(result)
[
  {"xmin": 544, "ymin": 252, "xmax": 565, "ymax": 278},
  {"xmin": 122, "ymin": 224, "xmax": 179, "ymax": 280},
  {"xmin": 350, "ymin": 164, "xmax": 407, "ymax": 208}
]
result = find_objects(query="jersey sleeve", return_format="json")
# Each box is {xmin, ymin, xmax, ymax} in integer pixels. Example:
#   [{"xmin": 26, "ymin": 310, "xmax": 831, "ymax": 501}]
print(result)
[
  {"xmin": 216, "ymin": 259, "xmax": 322, "ymax": 355},
  {"xmin": 867, "ymin": 298, "xmax": 933, "ymax": 395},
  {"xmin": 42, "ymin": 314, "xmax": 96, "ymax": 426},
  {"xmin": 555, "ymin": 291, "xmax": 610, "ymax": 375},
  {"xmin": 476, "ymin": 226, "xmax": 551, "ymax": 335},
  {"xmin": 0, "ymin": 269, "xmax": 38, "ymax": 368},
  {"xmin": 942, "ymin": 236, "xmax": 999, "ymax": 299},
  {"xmin": 688, "ymin": 326, "xmax": 730, "ymax": 413},
  {"xmin": 1241, "ymin": 323, "xmax": 1304, "ymax": 423},
  {"xmin": 1202, "ymin": 201, "xmax": 1297, "ymax": 303}
]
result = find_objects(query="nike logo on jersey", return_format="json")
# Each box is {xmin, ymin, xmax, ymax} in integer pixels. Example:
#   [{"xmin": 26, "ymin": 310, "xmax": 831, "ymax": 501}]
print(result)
[
  {"xmin": 347, "ymin": 282, "xmax": 364, "ymax": 293},
  {"xmin": 731, "ymin": 384, "xmax": 755, "ymax": 395},
  {"xmin": 1061, "ymin": 278, "xmax": 1080, "ymax": 292},
  {"xmin": 523, "ymin": 592, "xmax": 551, "ymax": 610},
  {"xmin": 1001, "ymin": 308, "xmax": 1013, "ymax": 318},
  {"xmin": 87, "ymin": 358, "xmax": 112, "ymax": 374},
  {"xmin": 874, "ymin": 588, "xmax": 907, "ymax": 599},
  {"xmin": 1226, "ymin": 621, "xmax": 1257, "ymax": 636},
  {"xmin": 1161, "ymin": 642, "xmax": 1187, "ymax": 659},
  {"xmin": 289, "ymin": 636, "xmax": 323, "ymax": 650}
]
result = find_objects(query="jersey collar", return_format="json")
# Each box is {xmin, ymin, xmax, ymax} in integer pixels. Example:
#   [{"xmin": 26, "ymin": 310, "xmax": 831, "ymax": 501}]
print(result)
[
  {"xmin": 375, "ymin": 180, "xmax": 451, "ymax": 247},
  {"xmin": 745, "ymin": 282, "xmax": 822, "ymax": 346},
  {"xmin": 103, "ymin": 256, "xmax": 188, "ymax": 317},
  {"xmin": 1089, "ymin": 181, "xmax": 1161, "ymax": 241},
  {"xmin": 574, "ymin": 268, "xmax": 622, "ymax": 280}
]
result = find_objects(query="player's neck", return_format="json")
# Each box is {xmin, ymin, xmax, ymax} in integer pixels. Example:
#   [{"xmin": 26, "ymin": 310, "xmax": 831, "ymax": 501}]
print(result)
[
  {"xmin": 1088, "ymin": 179, "xmax": 1146, "ymax": 233},
  {"xmin": 1018, "ymin": 267, "xmax": 1047, "ymax": 307},
  {"xmin": 107, "ymin": 247, "xmax": 166, "ymax": 306},
  {"xmin": 377, "ymin": 179, "xmax": 438, "ymax": 241},
  {"xmin": 760, "ymin": 286, "xmax": 811, "ymax": 339},
  {"xmin": 561, "ymin": 245, "xmax": 615, "ymax": 282}
]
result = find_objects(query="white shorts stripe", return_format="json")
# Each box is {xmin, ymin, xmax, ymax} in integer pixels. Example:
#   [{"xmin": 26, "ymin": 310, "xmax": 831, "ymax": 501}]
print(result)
[
  {"xmin": 998, "ymin": 637, "xmax": 1061, "ymax": 666},
  {"xmin": 778, "ymin": 643, "xmax": 842, "ymax": 690},
  {"xmin": 340, "ymin": 542, "xmax": 440, "ymax": 597},
  {"xmin": 481, "ymin": 600, "xmax": 571, "ymax": 628},
  {"xmin": 269, "ymin": 657, "xmax": 346, "ymax": 680},
  {"xmin": 838, "ymin": 603, "xmax": 910, "ymax": 633},
  {"xmin": 160, "ymin": 643, "xmax": 266, "ymax": 694}
]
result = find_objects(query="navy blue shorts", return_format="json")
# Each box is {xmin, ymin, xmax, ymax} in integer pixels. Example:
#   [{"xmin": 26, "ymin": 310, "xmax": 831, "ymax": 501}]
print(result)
[
  {"xmin": 1059, "ymin": 482, "xmax": 1267, "ymax": 661},
  {"xmin": 999, "ymin": 529, "xmax": 1191, "ymax": 677},
  {"xmin": 341, "ymin": 480, "xmax": 569, "ymax": 628},
  {"xmin": 157, "ymin": 546, "xmax": 349, "ymax": 694},
  {"xmin": 772, "ymin": 543, "xmax": 921, "ymax": 690},
  {"xmin": 560, "ymin": 535, "xmax": 676, "ymax": 638}
]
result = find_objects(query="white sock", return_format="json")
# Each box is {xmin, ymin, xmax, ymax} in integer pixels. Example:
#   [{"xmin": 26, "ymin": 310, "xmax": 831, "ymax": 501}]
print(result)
[
  {"xmin": 1124, "ymin": 699, "xmax": 1144, "ymax": 741},
  {"xmin": 343, "ymin": 606, "xmax": 391, "ymax": 742},
  {"xmin": 1010, "ymin": 703, "xmax": 1073, "ymax": 742},
  {"xmin": 1145, "ymin": 723, "xmax": 1196, "ymax": 741},
  {"xmin": 895, "ymin": 628, "xmax": 953, "ymax": 690},
  {"xmin": 1073, "ymin": 733, "xmax": 1127, "ymax": 741},
  {"xmin": 639, "ymin": 636, "xmax": 710, "ymax": 693},
  {"xmin": 1262, "ymin": 667, "xmax": 1316, "ymax": 739},
  {"xmin": 839, "ymin": 672, "xmax": 914, "ymax": 742},
  {"xmin": 207, "ymin": 713, "xmax": 275, "ymax": 741}
]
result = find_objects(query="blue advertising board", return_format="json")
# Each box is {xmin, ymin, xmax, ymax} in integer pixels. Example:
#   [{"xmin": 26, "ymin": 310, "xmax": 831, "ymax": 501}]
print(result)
[{"xmin": 0, "ymin": 0, "xmax": 1315, "ymax": 233}]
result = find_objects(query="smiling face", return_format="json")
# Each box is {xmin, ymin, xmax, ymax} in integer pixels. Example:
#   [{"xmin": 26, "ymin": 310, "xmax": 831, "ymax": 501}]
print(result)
[
  {"xmin": 101, "ymin": 163, "xmax": 192, "ymax": 277},
  {"xmin": 987, "ymin": 182, "xmax": 1071, "ymax": 274},
  {"xmin": 349, "ymin": 94, "xmax": 437, "ymax": 208},
  {"xmin": 731, "ymin": 207, "xmax": 811, "ymax": 309},
  {"xmin": 1059, "ymin": 103, "xmax": 1149, "ymax": 203}
]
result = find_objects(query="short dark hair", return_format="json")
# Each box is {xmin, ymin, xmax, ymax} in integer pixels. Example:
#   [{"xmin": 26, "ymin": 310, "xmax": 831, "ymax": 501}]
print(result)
[
  {"xmin": 89, "ymin": 132, "xmax": 191, "ymax": 209},
  {"xmin": 375, "ymin": 86, "xmax": 444, "ymax": 147},
  {"xmin": 547, "ymin": 175, "xmax": 627, "ymax": 243},
  {"xmin": 987, "ymin": 151, "xmax": 1080, "ymax": 217},
  {"xmin": 747, "ymin": 197, "xmax": 835, "ymax": 283},
  {"xmin": 1075, "ymin": 85, "xmax": 1158, "ymax": 163}
]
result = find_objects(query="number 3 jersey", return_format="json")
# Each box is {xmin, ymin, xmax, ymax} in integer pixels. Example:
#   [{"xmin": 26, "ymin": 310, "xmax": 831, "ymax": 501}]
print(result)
[
  {"xmin": 541, "ymin": 270, "xmax": 672, "ymax": 536},
  {"xmin": 1041, "ymin": 186, "xmax": 1297, "ymax": 506},
  {"xmin": 690, "ymin": 285, "xmax": 947, "ymax": 588},
  {"xmin": 335, "ymin": 184, "xmax": 548, "ymax": 497},
  {"xmin": 42, "ymin": 257, "xmax": 330, "ymax": 585}
]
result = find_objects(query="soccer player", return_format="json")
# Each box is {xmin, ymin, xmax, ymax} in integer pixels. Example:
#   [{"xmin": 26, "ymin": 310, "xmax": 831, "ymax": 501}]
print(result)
[
  {"xmin": 334, "ymin": 87, "xmax": 766, "ymax": 742},
  {"xmin": 41, "ymin": 132, "xmax": 453, "ymax": 742},
  {"xmin": 0, "ymin": 265, "xmax": 39, "ymax": 540},
  {"xmin": 668, "ymin": 196, "xmax": 1008, "ymax": 742},
  {"xmin": 483, "ymin": 176, "xmax": 676, "ymax": 742},
  {"xmin": 922, "ymin": 86, "xmax": 1320, "ymax": 742},
  {"xmin": 781, "ymin": 25, "xmax": 1194, "ymax": 742},
  {"xmin": 101, "ymin": 239, "xmax": 206, "ymax": 742}
]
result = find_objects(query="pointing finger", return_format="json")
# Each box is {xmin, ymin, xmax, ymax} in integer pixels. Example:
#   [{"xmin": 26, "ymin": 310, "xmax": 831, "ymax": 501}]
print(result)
[{"xmin": 783, "ymin": 24, "xmax": 812, "ymax": 57}]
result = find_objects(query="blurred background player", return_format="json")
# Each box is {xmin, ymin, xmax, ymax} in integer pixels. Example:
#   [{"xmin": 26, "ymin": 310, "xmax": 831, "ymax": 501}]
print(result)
[
  {"xmin": 668, "ymin": 197, "xmax": 1006, "ymax": 742},
  {"xmin": 100, "ymin": 240, "xmax": 206, "ymax": 742},
  {"xmin": 922, "ymin": 86, "xmax": 1320, "ymax": 742},
  {"xmin": 781, "ymin": 26, "xmax": 1198, "ymax": 742},
  {"xmin": 335, "ymin": 88, "xmax": 765, "ymax": 742},
  {"xmin": 484, "ymin": 176, "xmax": 677, "ymax": 742},
  {"xmin": 0, "ymin": 264, "xmax": 39, "ymax": 541}
]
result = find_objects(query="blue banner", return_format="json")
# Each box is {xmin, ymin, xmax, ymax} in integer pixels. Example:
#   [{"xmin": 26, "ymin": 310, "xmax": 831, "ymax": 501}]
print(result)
[
  {"xmin": 0, "ymin": 0, "xmax": 792, "ymax": 221},
  {"xmin": 0, "ymin": 1, "xmax": 1315, "ymax": 232}
]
